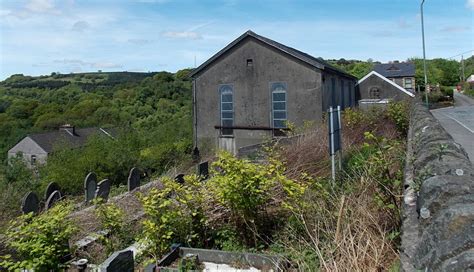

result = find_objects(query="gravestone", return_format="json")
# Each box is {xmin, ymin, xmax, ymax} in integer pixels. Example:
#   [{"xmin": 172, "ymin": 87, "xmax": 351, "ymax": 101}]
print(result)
[
  {"xmin": 21, "ymin": 192, "xmax": 39, "ymax": 215},
  {"xmin": 44, "ymin": 182, "xmax": 60, "ymax": 200},
  {"xmin": 45, "ymin": 190, "xmax": 61, "ymax": 210},
  {"xmin": 100, "ymin": 249, "xmax": 134, "ymax": 272},
  {"xmin": 174, "ymin": 174, "xmax": 185, "ymax": 184},
  {"xmin": 192, "ymin": 147, "xmax": 200, "ymax": 162},
  {"xmin": 197, "ymin": 161, "xmax": 209, "ymax": 180},
  {"xmin": 127, "ymin": 167, "xmax": 140, "ymax": 192},
  {"xmin": 95, "ymin": 179, "xmax": 111, "ymax": 201},
  {"xmin": 84, "ymin": 172, "xmax": 97, "ymax": 203}
]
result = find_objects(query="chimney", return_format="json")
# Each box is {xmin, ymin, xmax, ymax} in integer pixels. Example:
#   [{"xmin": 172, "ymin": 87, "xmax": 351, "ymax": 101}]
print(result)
[{"xmin": 60, "ymin": 124, "xmax": 76, "ymax": 136}]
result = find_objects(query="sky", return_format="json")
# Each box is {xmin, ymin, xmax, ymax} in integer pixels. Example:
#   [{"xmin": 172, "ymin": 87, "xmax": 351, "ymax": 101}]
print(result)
[{"xmin": 0, "ymin": 0, "xmax": 473, "ymax": 80}]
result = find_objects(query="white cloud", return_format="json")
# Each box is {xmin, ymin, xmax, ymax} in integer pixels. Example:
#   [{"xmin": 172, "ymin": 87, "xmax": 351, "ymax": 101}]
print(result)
[
  {"xmin": 91, "ymin": 62, "xmax": 122, "ymax": 69},
  {"xmin": 467, "ymin": 0, "xmax": 474, "ymax": 10},
  {"xmin": 135, "ymin": 0, "xmax": 169, "ymax": 3},
  {"xmin": 397, "ymin": 18, "xmax": 411, "ymax": 29},
  {"xmin": 71, "ymin": 20, "xmax": 90, "ymax": 32},
  {"xmin": 25, "ymin": 0, "xmax": 59, "ymax": 14},
  {"xmin": 162, "ymin": 31, "xmax": 202, "ymax": 40},
  {"xmin": 440, "ymin": 26, "xmax": 470, "ymax": 33},
  {"xmin": 53, "ymin": 59, "xmax": 122, "ymax": 69},
  {"xmin": 128, "ymin": 38, "xmax": 152, "ymax": 45}
]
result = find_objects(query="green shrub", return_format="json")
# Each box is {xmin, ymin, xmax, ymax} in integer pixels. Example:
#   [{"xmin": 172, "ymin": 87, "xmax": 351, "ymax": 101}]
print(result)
[
  {"xmin": 139, "ymin": 176, "xmax": 205, "ymax": 263},
  {"xmin": 0, "ymin": 202, "xmax": 76, "ymax": 271},
  {"xmin": 440, "ymin": 86, "xmax": 454, "ymax": 98},
  {"xmin": 208, "ymin": 151, "xmax": 306, "ymax": 247},
  {"xmin": 94, "ymin": 200, "xmax": 130, "ymax": 255},
  {"xmin": 386, "ymin": 101, "xmax": 409, "ymax": 136}
]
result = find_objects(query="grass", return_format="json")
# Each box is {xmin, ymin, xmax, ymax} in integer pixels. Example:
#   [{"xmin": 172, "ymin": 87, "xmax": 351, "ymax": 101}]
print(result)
[{"xmin": 267, "ymin": 106, "xmax": 406, "ymax": 271}]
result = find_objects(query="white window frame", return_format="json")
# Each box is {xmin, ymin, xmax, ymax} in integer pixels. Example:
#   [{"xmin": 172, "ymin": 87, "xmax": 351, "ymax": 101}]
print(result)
[
  {"xmin": 271, "ymin": 82, "xmax": 287, "ymax": 130},
  {"xmin": 219, "ymin": 84, "xmax": 234, "ymax": 136},
  {"xmin": 404, "ymin": 78, "xmax": 413, "ymax": 89}
]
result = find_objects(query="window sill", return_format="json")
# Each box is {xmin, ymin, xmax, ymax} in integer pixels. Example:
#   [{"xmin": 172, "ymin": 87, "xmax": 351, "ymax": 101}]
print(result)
[{"xmin": 219, "ymin": 135, "xmax": 235, "ymax": 138}]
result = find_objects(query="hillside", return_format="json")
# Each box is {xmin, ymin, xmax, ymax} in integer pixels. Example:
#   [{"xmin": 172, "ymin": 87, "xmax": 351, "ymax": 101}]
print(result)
[{"xmin": 0, "ymin": 69, "xmax": 194, "ymax": 228}]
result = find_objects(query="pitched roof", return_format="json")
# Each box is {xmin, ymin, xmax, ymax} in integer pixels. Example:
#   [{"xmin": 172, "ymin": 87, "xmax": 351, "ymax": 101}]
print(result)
[
  {"xmin": 374, "ymin": 62, "xmax": 415, "ymax": 78},
  {"xmin": 467, "ymin": 74, "xmax": 474, "ymax": 83},
  {"xmin": 189, "ymin": 30, "xmax": 356, "ymax": 79},
  {"xmin": 356, "ymin": 71, "xmax": 415, "ymax": 98},
  {"xmin": 28, "ymin": 127, "xmax": 115, "ymax": 153}
]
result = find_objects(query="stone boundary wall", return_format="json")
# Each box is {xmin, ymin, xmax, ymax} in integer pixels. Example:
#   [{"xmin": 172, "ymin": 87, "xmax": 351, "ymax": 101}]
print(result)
[{"xmin": 400, "ymin": 103, "xmax": 474, "ymax": 271}]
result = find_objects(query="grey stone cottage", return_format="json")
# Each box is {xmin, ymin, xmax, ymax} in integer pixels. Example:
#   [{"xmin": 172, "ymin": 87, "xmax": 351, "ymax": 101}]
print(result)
[
  {"xmin": 190, "ymin": 30, "xmax": 357, "ymax": 154},
  {"xmin": 374, "ymin": 62, "xmax": 416, "ymax": 92},
  {"xmin": 356, "ymin": 69, "xmax": 415, "ymax": 102},
  {"xmin": 8, "ymin": 125, "xmax": 114, "ymax": 167}
]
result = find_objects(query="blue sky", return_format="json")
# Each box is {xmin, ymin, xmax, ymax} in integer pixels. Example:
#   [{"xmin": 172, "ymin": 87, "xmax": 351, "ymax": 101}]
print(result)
[{"xmin": 0, "ymin": 0, "xmax": 473, "ymax": 80}]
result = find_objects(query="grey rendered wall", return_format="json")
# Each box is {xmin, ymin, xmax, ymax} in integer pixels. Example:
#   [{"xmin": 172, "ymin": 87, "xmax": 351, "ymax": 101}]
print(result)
[
  {"xmin": 358, "ymin": 74, "xmax": 412, "ymax": 101},
  {"xmin": 194, "ymin": 37, "xmax": 322, "ymax": 151},
  {"xmin": 8, "ymin": 137, "xmax": 48, "ymax": 166},
  {"xmin": 321, "ymin": 73, "xmax": 356, "ymax": 111}
]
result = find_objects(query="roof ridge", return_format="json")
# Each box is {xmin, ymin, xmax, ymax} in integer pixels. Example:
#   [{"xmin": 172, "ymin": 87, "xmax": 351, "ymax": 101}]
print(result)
[{"xmin": 190, "ymin": 30, "xmax": 356, "ymax": 79}]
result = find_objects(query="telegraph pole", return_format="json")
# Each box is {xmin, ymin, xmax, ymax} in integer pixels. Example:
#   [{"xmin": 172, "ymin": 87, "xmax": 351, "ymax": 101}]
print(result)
[
  {"xmin": 421, "ymin": 0, "xmax": 428, "ymax": 107},
  {"xmin": 461, "ymin": 55, "xmax": 465, "ymax": 83}
]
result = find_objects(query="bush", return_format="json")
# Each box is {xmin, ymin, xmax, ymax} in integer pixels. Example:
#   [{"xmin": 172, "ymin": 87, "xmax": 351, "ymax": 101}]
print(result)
[
  {"xmin": 94, "ymin": 200, "xmax": 129, "ymax": 255},
  {"xmin": 440, "ymin": 86, "xmax": 454, "ymax": 98},
  {"xmin": 0, "ymin": 202, "xmax": 76, "ymax": 271},
  {"xmin": 386, "ymin": 101, "xmax": 409, "ymax": 136},
  {"xmin": 208, "ymin": 151, "xmax": 305, "ymax": 247},
  {"xmin": 139, "ymin": 176, "xmax": 205, "ymax": 263}
]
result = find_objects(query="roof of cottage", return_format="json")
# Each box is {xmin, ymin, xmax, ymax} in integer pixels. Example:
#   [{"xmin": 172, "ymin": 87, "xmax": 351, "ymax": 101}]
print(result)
[
  {"xmin": 25, "ymin": 127, "xmax": 115, "ymax": 153},
  {"xmin": 374, "ymin": 62, "xmax": 415, "ymax": 78}
]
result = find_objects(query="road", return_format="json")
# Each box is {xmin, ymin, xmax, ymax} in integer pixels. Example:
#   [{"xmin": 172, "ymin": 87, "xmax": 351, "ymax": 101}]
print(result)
[{"xmin": 431, "ymin": 92, "xmax": 474, "ymax": 163}]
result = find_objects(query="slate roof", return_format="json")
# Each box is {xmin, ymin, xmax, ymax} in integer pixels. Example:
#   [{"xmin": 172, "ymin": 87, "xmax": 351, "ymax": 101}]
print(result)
[
  {"xmin": 189, "ymin": 30, "xmax": 356, "ymax": 79},
  {"xmin": 374, "ymin": 62, "xmax": 415, "ymax": 78},
  {"xmin": 28, "ymin": 127, "xmax": 115, "ymax": 153}
]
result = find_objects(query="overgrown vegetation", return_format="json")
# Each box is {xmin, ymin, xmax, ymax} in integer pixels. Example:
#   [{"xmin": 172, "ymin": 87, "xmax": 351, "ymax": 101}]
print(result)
[
  {"xmin": 0, "ymin": 202, "xmax": 76, "ymax": 271},
  {"xmin": 93, "ymin": 200, "xmax": 130, "ymax": 255},
  {"xmin": 0, "ymin": 101, "xmax": 409, "ymax": 270},
  {"xmin": 0, "ymin": 70, "xmax": 193, "ymax": 227}
]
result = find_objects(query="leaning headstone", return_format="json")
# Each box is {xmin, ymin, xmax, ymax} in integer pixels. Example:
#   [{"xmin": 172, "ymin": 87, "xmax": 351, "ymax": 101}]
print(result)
[
  {"xmin": 197, "ymin": 161, "xmax": 209, "ymax": 180},
  {"xmin": 95, "ymin": 179, "xmax": 111, "ymax": 201},
  {"xmin": 174, "ymin": 174, "xmax": 185, "ymax": 184},
  {"xmin": 45, "ymin": 190, "xmax": 61, "ymax": 210},
  {"xmin": 100, "ymin": 249, "xmax": 134, "ymax": 272},
  {"xmin": 192, "ymin": 147, "xmax": 200, "ymax": 162},
  {"xmin": 127, "ymin": 167, "xmax": 141, "ymax": 192},
  {"xmin": 21, "ymin": 192, "xmax": 39, "ymax": 215},
  {"xmin": 44, "ymin": 182, "xmax": 60, "ymax": 200},
  {"xmin": 84, "ymin": 172, "xmax": 97, "ymax": 203}
]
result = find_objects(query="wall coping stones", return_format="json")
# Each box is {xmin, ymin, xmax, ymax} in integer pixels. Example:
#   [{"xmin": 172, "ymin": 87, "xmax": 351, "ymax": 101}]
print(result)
[{"xmin": 400, "ymin": 103, "xmax": 474, "ymax": 271}]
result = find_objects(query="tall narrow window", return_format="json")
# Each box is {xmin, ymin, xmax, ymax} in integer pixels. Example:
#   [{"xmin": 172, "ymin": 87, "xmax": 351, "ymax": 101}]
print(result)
[
  {"xmin": 347, "ymin": 81, "xmax": 352, "ymax": 107},
  {"xmin": 271, "ymin": 83, "xmax": 287, "ymax": 135},
  {"xmin": 340, "ymin": 79, "xmax": 345, "ymax": 109},
  {"xmin": 404, "ymin": 78, "xmax": 413, "ymax": 90},
  {"xmin": 220, "ymin": 85, "xmax": 233, "ymax": 136},
  {"xmin": 31, "ymin": 155, "xmax": 36, "ymax": 166},
  {"xmin": 331, "ymin": 78, "xmax": 336, "ymax": 107}
]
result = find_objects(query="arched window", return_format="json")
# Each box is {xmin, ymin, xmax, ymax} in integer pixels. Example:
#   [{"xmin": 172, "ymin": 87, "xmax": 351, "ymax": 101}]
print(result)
[
  {"xmin": 369, "ymin": 87, "xmax": 380, "ymax": 99},
  {"xmin": 219, "ymin": 85, "xmax": 233, "ymax": 136},
  {"xmin": 271, "ymin": 82, "xmax": 287, "ymax": 133}
]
